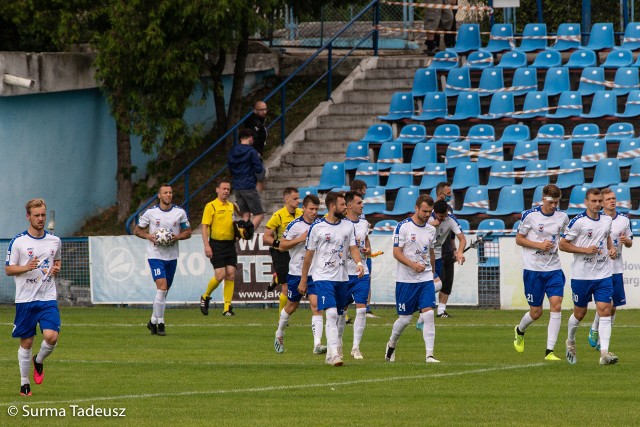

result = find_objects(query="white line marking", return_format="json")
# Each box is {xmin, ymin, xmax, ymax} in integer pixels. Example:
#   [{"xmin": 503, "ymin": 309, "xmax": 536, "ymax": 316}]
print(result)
[{"xmin": 0, "ymin": 363, "xmax": 544, "ymax": 407}]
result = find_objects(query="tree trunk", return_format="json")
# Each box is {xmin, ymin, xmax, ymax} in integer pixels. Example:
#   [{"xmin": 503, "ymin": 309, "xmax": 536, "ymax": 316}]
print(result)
[
  {"xmin": 116, "ymin": 119, "xmax": 133, "ymax": 222},
  {"xmin": 206, "ymin": 46, "xmax": 228, "ymax": 137},
  {"xmin": 227, "ymin": 13, "xmax": 250, "ymax": 128}
]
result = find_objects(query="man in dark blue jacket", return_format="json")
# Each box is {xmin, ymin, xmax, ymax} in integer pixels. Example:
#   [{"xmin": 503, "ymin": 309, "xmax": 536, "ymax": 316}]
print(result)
[{"xmin": 228, "ymin": 128, "xmax": 265, "ymax": 229}]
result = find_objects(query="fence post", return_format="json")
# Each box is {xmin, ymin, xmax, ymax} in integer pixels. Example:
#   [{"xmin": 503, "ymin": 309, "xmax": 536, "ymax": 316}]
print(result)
[
  {"xmin": 327, "ymin": 43, "xmax": 333, "ymax": 101},
  {"xmin": 373, "ymin": 0, "xmax": 380, "ymax": 56}
]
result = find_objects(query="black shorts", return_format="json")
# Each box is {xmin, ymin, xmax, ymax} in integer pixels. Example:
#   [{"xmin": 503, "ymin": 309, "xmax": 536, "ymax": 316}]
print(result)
[
  {"xmin": 210, "ymin": 239, "xmax": 237, "ymax": 269},
  {"xmin": 270, "ymin": 248, "xmax": 291, "ymax": 283},
  {"xmin": 235, "ymin": 189, "xmax": 264, "ymax": 215},
  {"xmin": 441, "ymin": 251, "xmax": 455, "ymax": 295}
]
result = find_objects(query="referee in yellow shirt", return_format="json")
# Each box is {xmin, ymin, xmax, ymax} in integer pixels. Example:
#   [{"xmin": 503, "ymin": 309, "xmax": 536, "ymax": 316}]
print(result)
[
  {"xmin": 200, "ymin": 179, "xmax": 238, "ymax": 316},
  {"xmin": 263, "ymin": 187, "xmax": 303, "ymax": 314}
]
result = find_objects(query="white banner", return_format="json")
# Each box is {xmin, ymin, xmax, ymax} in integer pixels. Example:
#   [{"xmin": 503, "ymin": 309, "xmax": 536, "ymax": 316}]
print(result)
[{"xmin": 500, "ymin": 237, "xmax": 640, "ymax": 310}]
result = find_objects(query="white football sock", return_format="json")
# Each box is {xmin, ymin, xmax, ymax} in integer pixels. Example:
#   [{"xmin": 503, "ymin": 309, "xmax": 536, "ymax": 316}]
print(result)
[
  {"xmin": 437, "ymin": 303, "xmax": 446, "ymax": 316},
  {"xmin": 591, "ymin": 312, "xmax": 600, "ymax": 331},
  {"xmin": 337, "ymin": 313, "xmax": 346, "ymax": 342},
  {"xmin": 567, "ymin": 314, "xmax": 581, "ymax": 343},
  {"xmin": 353, "ymin": 308, "xmax": 367, "ymax": 349},
  {"xmin": 276, "ymin": 308, "xmax": 290, "ymax": 338},
  {"xmin": 36, "ymin": 340, "xmax": 56, "ymax": 364},
  {"xmin": 389, "ymin": 315, "xmax": 412, "ymax": 347},
  {"xmin": 611, "ymin": 314, "xmax": 616, "ymax": 327},
  {"xmin": 547, "ymin": 311, "xmax": 561, "ymax": 351},
  {"xmin": 421, "ymin": 310, "xmax": 436, "ymax": 357},
  {"xmin": 18, "ymin": 346, "xmax": 31, "ymax": 385},
  {"xmin": 152, "ymin": 290, "xmax": 167, "ymax": 323},
  {"xmin": 325, "ymin": 308, "xmax": 339, "ymax": 356},
  {"xmin": 598, "ymin": 316, "xmax": 612, "ymax": 352},
  {"xmin": 311, "ymin": 314, "xmax": 324, "ymax": 346},
  {"xmin": 518, "ymin": 312, "xmax": 535, "ymax": 333}
]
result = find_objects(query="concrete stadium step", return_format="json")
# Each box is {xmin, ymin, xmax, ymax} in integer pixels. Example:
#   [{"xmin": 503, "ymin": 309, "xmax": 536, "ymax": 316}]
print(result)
[
  {"xmin": 352, "ymin": 78, "xmax": 412, "ymax": 91},
  {"xmin": 293, "ymin": 140, "xmax": 350, "ymax": 153},
  {"xmin": 316, "ymin": 114, "xmax": 379, "ymax": 129},
  {"xmin": 375, "ymin": 57, "xmax": 431, "ymax": 69},
  {"xmin": 280, "ymin": 152, "xmax": 346, "ymax": 167},
  {"xmin": 266, "ymin": 176, "xmax": 321, "ymax": 187},
  {"xmin": 364, "ymin": 68, "xmax": 417, "ymax": 80},
  {"xmin": 268, "ymin": 165, "xmax": 324, "ymax": 179},
  {"xmin": 343, "ymin": 90, "xmax": 398, "ymax": 104},
  {"xmin": 328, "ymin": 103, "xmax": 390, "ymax": 116},
  {"xmin": 305, "ymin": 127, "xmax": 369, "ymax": 141}
]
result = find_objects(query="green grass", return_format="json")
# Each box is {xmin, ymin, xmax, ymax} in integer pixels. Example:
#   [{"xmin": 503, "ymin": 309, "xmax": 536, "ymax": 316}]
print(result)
[{"xmin": 1, "ymin": 306, "xmax": 639, "ymax": 426}]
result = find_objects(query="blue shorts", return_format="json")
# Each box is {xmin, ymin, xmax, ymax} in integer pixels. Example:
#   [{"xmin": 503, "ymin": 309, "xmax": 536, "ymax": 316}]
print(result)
[
  {"xmin": 13, "ymin": 300, "xmax": 60, "ymax": 339},
  {"xmin": 612, "ymin": 273, "xmax": 626, "ymax": 307},
  {"xmin": 315, "ymin": 280, "xmax": 348, "ymax": 313},
  {"xmin": 346, "ymin": 274, "xmax": 371, "ymax": 306},
  {"xmin": 523, "ymin": 269, "xmax": 565, "ymax": 307},
  {"xmin": 366, "ymin": 258, "xmax": 372, "ymax": 272},
  {"xmin": 286, "ymin": 275, "xmax": 316, "ymax": 303},
  {"xmin": 395, "ymin": 281, "xmax": 436, "ymax": 315},
  {"xmin": 148, "ymin": 259, "xmax": 178, "ymax": 288},
  {"xmin": 571, "ymin": 277, "xmax": 613, "ymax": 308}
]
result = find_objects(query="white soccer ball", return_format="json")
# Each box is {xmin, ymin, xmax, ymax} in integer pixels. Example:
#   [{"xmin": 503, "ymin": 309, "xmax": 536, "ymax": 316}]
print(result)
[{"xmin": 154, "ymin": 228, "xmax": 173, "ymax": 246}]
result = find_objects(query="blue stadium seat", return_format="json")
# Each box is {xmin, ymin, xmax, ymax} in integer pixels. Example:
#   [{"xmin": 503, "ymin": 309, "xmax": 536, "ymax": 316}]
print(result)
[
  {"xmin": 601, "ymin": 50, "xmax": 634, "ymax": 68},
  {"xmin": 514, "ymin": 91, "xmax": 548, "ymax": 119},
  {"xmin": 531, "ymin": 185, "xmax": 544, "ymax": 207},
  {"xmin": 456, "ymin": 218, "xmax": 471, "ymax": 232},
  {"xmin": 547, "ymin": 91, "xmax": 582, "ymax": 118},
  {"xmin": 517, "ymin": 23, "xmax": 548, "ymax": 52},
  {"xmin": 609, "ymin": 184, "xmax": 632, "ymax": 212},
  {"xmin": 385, "ymin": 163, "xmax": 414, "ymax": 190},
  {"xmin": 447, "ymin": 23, "xmax": 481, "ymax": 54},
  {"xmin": 508, "ymin": 219, "xmax": 522, "ymax": 235},
  {"xmin": 371, "ymin": 219, "xmax": 398, "ymax": 235},
  {"xmin": 551, "ymin": 23, "xmax": 582, "ymax": 51},
  {"xmin": 496, "ymin": 124, "xmax": 531, "ymax": 144},
  {"xmin": 565, "ymin": 49, "xmax": 597, "ymax": 69},
  {"xmin": 578, "ymin": 67, "xmax": 607, "ymax": 95},
  {"xmin": 483, "ymin": 23, "xmax": 515, "ymax": 53},
  {"xmin": 344, "ymin": 141, "xmax": 370, "ymax": 171},
  {"xmin": 616, "ymin": 90, "xmax": 640, "ymax": 118},
  {"xmin": 451, "ymin": 161, "xmax": 479, "ymax": 190},
  {"xmin": 532, "ymin": 124, "xmax": 565, "ymax": 145},
  {"xmin": 467, "ymin": 124, "xmax": 496, "ymax": 143},
  {"xmin": 486, "ymin": 185, "xmax": 525, "ymax": 215},
  {"xmin": 428, "ymin": 51, "xmax": 459, "ymax": 70},
  {"xmin": 509, "ymin": 67, "xmax": 538, "ymax": 96},
  {"xmin": 555, "ymin": 159, "xmax": 584, "ymax": 189},
  {"xmin": 571, "ymin": 123, "xmax": 600, "ymax": 143},
  {"xmin": 354, "ymin": 163, "xmax": 380, "ymax": 188},
  {"xmin": 448, "ymin": 92, "xmax": 481, "ymax": 120},
  {"xmin": 626, "ymin": 158, "xmax": 640, "ymax": 187},
  {"xmin": 444, "ymin": 67, "xmax": 471, "ymax": 98},
  {"xmin": 383, "ymin": 187, "xmax": 419, "ymax": 215},
  {"xmin": 417, "ymin": 163, "xmax": 447, "ymax": 190},
  {"xmin": 612, "ymin": 67, "xmax": 640, "ymax": 96},
  {"xmin": 582, "ymin": 23, "xmax": 614, "ymax": 51},
  {"xmin": 445, "ymin": 141, "xmax": 471, "ymax": 169},
  {"xmin": 411, "ymin": 91, "xmax": 448, "ymax": 121},
  {"xmin": 616, "ymin": 138, "xmax": 640, "ymax": 167},
  {"xmin": 617, "ymin": 22, "xmax": 640, "ymax": 51},
  {"xmin": 317, "ymin": 162, "xmax": 345, "ymax": 190},
  {"xmin": 546, "ymin": 140, "xmax": 574, "ymax": 169},
  {"xmin": 453, "ymin": 185, "xmax": 489, "ymax": 215},
  {"xmin": 476, "ymin": 218, "xmax": 506, "ymax": 236},
  {"xmin": 478, "ymin": 67, "xmax": 505, "ymax": 97},
  {"xmin": 463, "ymin": 51, "xmax": 494, "ymax": 70},
  {"xmin": 430, "ymin": 124, "xmax": 460, "ymax": 144},
  {"xmin": 588, "ymin": 158, "xmax": 621, "ymax": 188},
  {"xmin": 377, "ymin": 141, "xmax": 403, "ymax": 170},
  {"xmin": 360, "ymin": 124, "xmax": 393, "ymax": 143},
  {"xmin": 411, "ymin": 68, "xmax": 438, "ymax": 98},
  {"xmin": 605, "ymin": 122, "xmax": 635, "ymax": 142},
  {"xmin": 396, "ymin": 124, "xmax": 427, "ymax": 144},
  {"xmin": 297, "ymin": 186, "xmax": 319, "ymax": 199},
  {"xmin": 378, "ymin": 92, "xmax": 415, "ymax": 121},
  {"xmin": 542, "ymin": 67, "xmax": 571, "ymax": 96},
  {"xmin": 566, "ymin": 186, "xmax": 588, "ymax": 215},
  {"xmin": 631, "ymin": 219, "xmax": 640, "ymax": 236},
  {"xmin": 410, "ymin": 142, "xmax": 438, "ymax": 169},
  {"xmin": 531, "ymin": 50, "xmax": 563, "ymax": 69},
  {"xmin": 581, "ymin": 91, "xmax": 618, "ymax": 118},
  {"xmin": 581, "ymin": 139, "xmax": 607, "ymax": 167},
  {"xmin": 496, "ymin": 50, "xmax": 528, "ymax": 69},
  {"xmin": 363, "ymin": 187, "xmax": 386, "ymax": 215},
  {"xmin": 477, "ymin": 140, "xmax": 504, "ymax": 169},
  {"xmin": 512, "ymin": 140, "xmax": 539, "ymax": 168},
  {"xmin": 521, "ymin": 160, "xmax": 549, "ymax": 189},
  {"xmin": 478, "ymin": 92, "xmax": 515, "ymax": 120},
  {"xmin": 487, "ymin": 161, "xmax": 515, "ymax": 189}
]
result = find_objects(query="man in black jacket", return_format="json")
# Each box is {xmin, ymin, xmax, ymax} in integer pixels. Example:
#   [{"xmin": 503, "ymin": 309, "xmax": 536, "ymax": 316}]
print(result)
[
  {"xmin": 228, "ymin": 128, "xmax": 264, "ymax": 229},
  {"xmin": 244, "ymin": 101, "xmax": 268, "ymax": 192}
]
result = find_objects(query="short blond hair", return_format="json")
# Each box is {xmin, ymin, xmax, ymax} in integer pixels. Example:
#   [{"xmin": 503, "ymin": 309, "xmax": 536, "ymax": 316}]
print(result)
[{"xmin": 25, "ymin": 198, "xmax": 46, "ymax": 214}]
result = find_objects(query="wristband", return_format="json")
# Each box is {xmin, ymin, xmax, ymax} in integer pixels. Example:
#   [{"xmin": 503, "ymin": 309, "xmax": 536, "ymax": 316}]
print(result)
[{"xmin": 272, "ymin": 240, "xmax": 280, "ymax": 249}]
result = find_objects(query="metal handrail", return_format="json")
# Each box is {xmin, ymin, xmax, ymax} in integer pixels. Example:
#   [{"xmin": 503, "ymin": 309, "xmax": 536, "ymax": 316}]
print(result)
[{"xmin": 126, "ymin": 0, "xmax": 380, "ymax": 234}]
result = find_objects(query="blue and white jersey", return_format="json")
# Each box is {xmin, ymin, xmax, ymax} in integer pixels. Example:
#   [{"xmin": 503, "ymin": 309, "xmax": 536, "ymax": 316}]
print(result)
[
  {"xmin": 6, "ymin": 231, "xmax": 61, "ymax": 303},
  {"xmin": 564, "ymin": 212, "xmax": 612, "ymax": 280},
  {"xmin": 138, "ymin": 204, "xmax": 190, "ymax": 261},
  {"xmin": 283, "ymin": 217, "xmax": 314, "ymax": 276},
  {"xmin": 610, "ymin": 211, "xmax": 633, "ymax": 275},
  {"xmin": 518, "ymin": 206, "xmax": 569, "ymax": 271},
  {"xmin": 346, "ymin": 217, "xmax": 370, "ymax": 276},
  {"xmin": 305, "ymin": 218, "xmax": 356, "ymax": 282},
  {"xmin": 430, "ymin": 213, "xmax": 462, "ymax": 259},
  {"xmin": 393, "ymin": 218, "xmax": 436, "ymax": 283}
]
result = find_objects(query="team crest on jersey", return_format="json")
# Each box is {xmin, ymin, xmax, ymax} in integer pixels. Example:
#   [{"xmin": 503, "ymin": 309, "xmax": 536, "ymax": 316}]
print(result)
[
  {"xmin": 586, "ymin": 229, "xmax": 593, "ymax": 238},
  {"xmin": 411, "ymin": 234, "xmax": 416, "ymax": 242},
  {"xmin": 50, "ymin": 249, "xmax": 55, "ymax": 257},
  {"xmin": 538, "ymin": 224, "xmax": 544, "ymax": 233},
  {"xmin": 27, "ymin": 248, "xmax": 34, "ymax": 257},
  {"xmin": 155, "ymin": 219, "xmax": 161, "ymax": 226},
  {"xmin": 325, "ymin": 234, "xmax": 331, "ymax": 242}
]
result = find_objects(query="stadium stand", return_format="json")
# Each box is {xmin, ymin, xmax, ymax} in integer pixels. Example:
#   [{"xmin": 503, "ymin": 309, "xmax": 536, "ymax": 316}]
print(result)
[
  {"xmin": 361, "ymin": 124, "xmax": 393, "ymax": 143},
  {"xmin": 617, "ymin": 22, "xmax": 640, "ymax": 51},
  {"xmin": 410, "ymin": 142, "xmax": 438, "ymax": 169},
  {"xmin": 482, "ymin": 23, "xmax": 514, "ymax": 54},
  {"xmin": 451, "ymin": 162, "xmax": 479, "ymax": 190},
  {"xmin": 396, "ymin": 124, "xmax": 427, "ymax": 144},
  {"xmin": 531, "ymin": 50, "xmax": 562, "ymax": 69},
  {"xmin": 463, "ymin": 51, "xmax": 494, "ymax": 70},
  {"xmin": 378, "ymin": 92, "xmax": 414, "ymax": 121},
  {"xmin": 411, "ymin": 68, "xmax": 438, "ymax": 99},
  {"xmin": 565, "ymin": 49, "xmax": 597, "ymax": 68},
  {"xmin": 453, "ymin": 185, "xmax": 489, "ymax": 215},
  {"xmin": 521, "ymin": 160, "xmax": 549, "ymax": 189},
  {"xmin": 447, "ymin": 23, "xmax": 481, "ymax": 54},
  {"xmin": 487, "ymin": 161, "xmax": 515, "ymax": 190},
  {"xmin": 383, "ymin": 187, "xmax": 418, "ymax": 215},
  {"xmin": 517, "ymin": 23, "xmax": 548, "ymax": 52},
  {"xmin": 496, "ymin": 50, "xmax": 528, "ymax": 69},
  {"xmin": 551, "ymin": 23, "xmax": 581, "ymax": 51},
  {"xmin": 318, "ymin": 162, "xmax": 345, "ymax": 190},
  {"xmin": 477, "ymin": 67, "xmax": 505, "ymax": 97},
  {"xmin": 344, "ymin": 141, "xmax": 370, "ymax": 171},
  {"xmin": 411, "ymin": 92, "xmax": 448, "ymax": 121},
  {"xmin": 601, "ymin": 49, "xmax": 634, "ymax": 68},
  {"xmin": 582, "ymin": 22, "xmax": 614, "ymax": 51},
  {"xmin": 445, "ymin": 67, "xmax": 472, "ymax": 97}
]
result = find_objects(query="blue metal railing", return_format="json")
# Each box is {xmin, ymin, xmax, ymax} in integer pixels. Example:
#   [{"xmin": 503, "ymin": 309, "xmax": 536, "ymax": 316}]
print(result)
[{"xmin": 125, "ymin": 0, "xmax": 380, "ymax": 234}]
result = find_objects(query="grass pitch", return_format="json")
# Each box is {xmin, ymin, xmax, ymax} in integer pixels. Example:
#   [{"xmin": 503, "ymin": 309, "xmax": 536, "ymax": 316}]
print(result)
[{"xmin": 1, "ymin": 306, "xmax": 639, "ymax": 426}]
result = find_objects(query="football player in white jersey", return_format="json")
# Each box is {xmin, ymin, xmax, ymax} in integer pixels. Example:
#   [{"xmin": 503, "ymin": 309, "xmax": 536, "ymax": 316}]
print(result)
[
  {"xmin": 134, "ymin": 184, "xmax": 192, "ymax": 336},
  {"xmin": 299, "ymin": 191, "xmax": 364, "ymax": 366},
  {"xmin": 6, "ymin": 198, "xmax": 62, "ymax": 396},
  {"xmin": 512, "ymin": 184, "xmax": 569, "ymax": 361},
  {"xmin": 385, "ymin": 194, "xmax": 439, "ymax": 364},
  {"xmin": 588, "ymin": 187, "xmax": 633, "ymax": 350},
  {"xmin": 273, "ymin": 194, "xmax": 322, "ymax": 354},
  {"xmin": 560, "ymin": 188, "xmax": 618, "ymax": 365}
]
